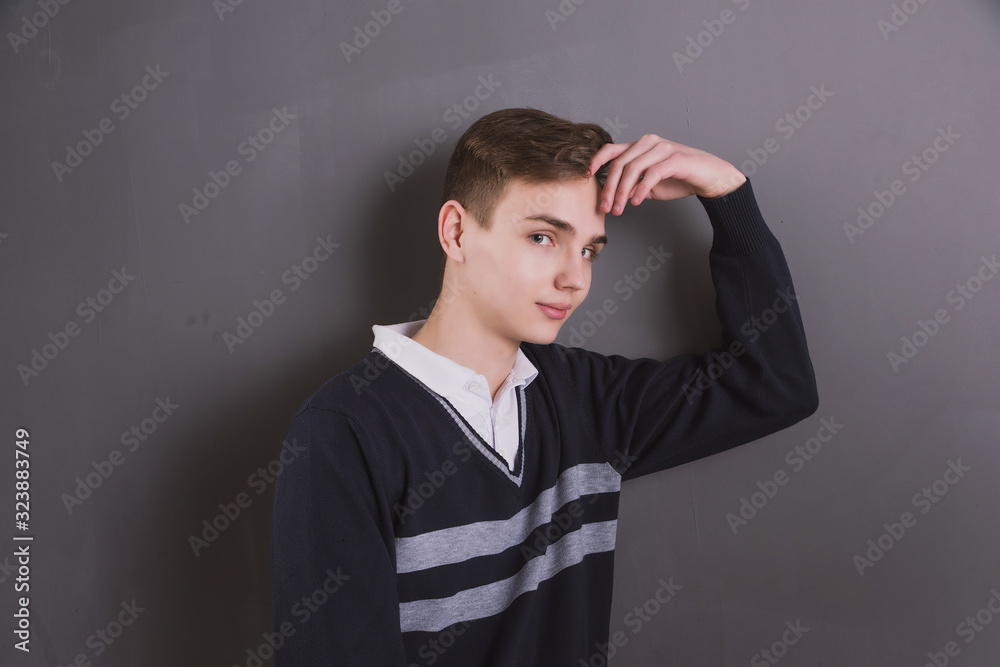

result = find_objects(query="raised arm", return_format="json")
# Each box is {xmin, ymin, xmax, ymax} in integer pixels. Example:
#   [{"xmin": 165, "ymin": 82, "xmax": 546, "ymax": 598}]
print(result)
[{"xmin": 545, "ymin": 137, "xmax": 820, "ymax": 480}]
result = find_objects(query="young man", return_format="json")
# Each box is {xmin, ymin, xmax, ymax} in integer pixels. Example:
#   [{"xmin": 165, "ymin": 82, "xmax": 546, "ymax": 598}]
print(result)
[{"xmin": 271, "ymin": 108, "xmax": 818, "ymax": 665}]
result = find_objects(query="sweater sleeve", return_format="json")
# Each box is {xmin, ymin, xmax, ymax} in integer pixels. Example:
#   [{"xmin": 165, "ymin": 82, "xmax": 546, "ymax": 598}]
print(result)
[
  {"xmin": 271, "ymin": 407, "xmax": 407, "ymax": 665},
  {"xmin": 551, "ymin": 177, "xmax": 819, "ymax": 481}
]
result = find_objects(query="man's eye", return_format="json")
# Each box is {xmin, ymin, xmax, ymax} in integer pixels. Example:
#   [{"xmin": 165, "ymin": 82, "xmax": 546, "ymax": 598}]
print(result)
[{"xmin": 530, "ymin": 233, "xmax": 552, "ymax": 245}]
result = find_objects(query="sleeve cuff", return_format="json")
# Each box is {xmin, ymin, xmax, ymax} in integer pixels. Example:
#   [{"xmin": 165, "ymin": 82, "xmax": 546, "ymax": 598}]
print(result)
[{"xmin": 696, "ymin": 177, "xmax": 777, "ymax": 257}]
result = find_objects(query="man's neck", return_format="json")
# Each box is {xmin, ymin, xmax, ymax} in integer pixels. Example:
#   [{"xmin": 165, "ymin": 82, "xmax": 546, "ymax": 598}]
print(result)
[{"xmin": 410, "ymin": 306, "xmax": 518, "ymax": 404}]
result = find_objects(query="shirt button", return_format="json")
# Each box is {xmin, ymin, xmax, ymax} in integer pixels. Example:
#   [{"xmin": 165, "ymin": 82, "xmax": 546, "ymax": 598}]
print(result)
[{"xmin": 469, "ymin": 382, "xmax": 479, "ymax": 392}]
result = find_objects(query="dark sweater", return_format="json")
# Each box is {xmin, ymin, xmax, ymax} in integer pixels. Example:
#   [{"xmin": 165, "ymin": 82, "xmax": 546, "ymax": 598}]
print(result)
[{"xmin": 271, "ymin": 177, "xmax": 819, "ymax": 666}]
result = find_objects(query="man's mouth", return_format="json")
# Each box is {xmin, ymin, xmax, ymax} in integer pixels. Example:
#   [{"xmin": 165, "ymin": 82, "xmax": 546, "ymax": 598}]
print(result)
[{"xmin": 537, "ymin": 302, "xmax": 570, "ymax": 320}]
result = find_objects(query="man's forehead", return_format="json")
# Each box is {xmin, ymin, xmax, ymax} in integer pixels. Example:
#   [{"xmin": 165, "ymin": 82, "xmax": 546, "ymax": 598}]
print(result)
[{"xmin": 501, "ymin": 177, "xmax": 601, "ymax": 211}]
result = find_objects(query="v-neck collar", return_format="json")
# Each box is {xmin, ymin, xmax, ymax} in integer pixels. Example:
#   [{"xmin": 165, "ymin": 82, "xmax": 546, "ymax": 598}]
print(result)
[{"xmin": 371, "ymin": 348, "xmax": 528, "ymax": 488}]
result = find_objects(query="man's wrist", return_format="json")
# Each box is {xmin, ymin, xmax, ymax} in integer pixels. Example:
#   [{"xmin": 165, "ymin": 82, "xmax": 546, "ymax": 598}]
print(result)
[
  {"xmin": 699, "ymin": 170, "xmax": 748, "ymax": 199},
  {"xmin": 697, "ymin": 177, "xmax": 776, "ymax": 256}
]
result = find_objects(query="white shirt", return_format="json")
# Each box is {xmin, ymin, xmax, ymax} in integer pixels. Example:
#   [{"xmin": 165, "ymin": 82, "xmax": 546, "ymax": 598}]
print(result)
[{"xmin": 371, "ymin": 319, "xmax": 538, "ymax": 471}]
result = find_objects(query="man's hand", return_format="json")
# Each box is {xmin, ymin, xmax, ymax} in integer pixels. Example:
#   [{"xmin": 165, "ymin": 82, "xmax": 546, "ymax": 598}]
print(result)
[{"xmin": 587, "ymin": 134, "xmax": 748, "ymax": 215}]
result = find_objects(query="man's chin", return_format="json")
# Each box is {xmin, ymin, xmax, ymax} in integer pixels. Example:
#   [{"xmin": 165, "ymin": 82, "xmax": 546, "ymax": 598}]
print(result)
[{"xmin": 518, "ymin": 322, "xmax": 562, "ymax": 346}]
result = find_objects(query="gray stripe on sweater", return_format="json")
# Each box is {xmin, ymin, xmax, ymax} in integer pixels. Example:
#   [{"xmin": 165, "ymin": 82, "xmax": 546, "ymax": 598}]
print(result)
[
  {"xmin": 395, "ymin": 461, "xmax": 621, "ymax": 574},
  {"xmin": 399, "ymin": 519, "xmax": 618, "ymax": 633}
]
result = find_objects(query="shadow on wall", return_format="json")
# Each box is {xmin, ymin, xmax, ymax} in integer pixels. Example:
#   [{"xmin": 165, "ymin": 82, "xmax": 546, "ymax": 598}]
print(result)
[{"xmin": 136, "ymin": 145, "xmax": 449, "ymax": 659}]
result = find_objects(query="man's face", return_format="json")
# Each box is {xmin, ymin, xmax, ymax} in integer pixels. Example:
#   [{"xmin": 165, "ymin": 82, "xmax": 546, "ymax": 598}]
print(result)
[{"xmin": 459, "ymin": 176, "xmax": 607, "ymax": 346}]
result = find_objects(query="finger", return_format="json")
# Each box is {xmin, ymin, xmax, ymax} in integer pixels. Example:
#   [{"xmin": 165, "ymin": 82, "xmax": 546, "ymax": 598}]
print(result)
[
  {"xmin": 630, "ymin": 154, "xmax": 688, "ymax": 204},
  {"xmin": 588, "ymin": 142, "xmax": 629, "ymax": 178},
  {"xmin": 591, "ymin": 144, "xmax": 633, "ymax": 213},
  {"xmin": 589, "ymin": 135, "xmax": 696, "ymax": 178},
  {"xmin": 607, "ymin": 141, "xmax": 678, "ymax": 214},
  {"xmin": 600, "ymin": 135, "xmax": 673, "ymax": 214},
  {"xmin": 616, "ymin": 143, "xmax": 684, "ymax": 211}
]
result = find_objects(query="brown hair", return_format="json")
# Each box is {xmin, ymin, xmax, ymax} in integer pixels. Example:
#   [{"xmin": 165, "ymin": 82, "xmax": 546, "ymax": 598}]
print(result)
[{"xmin": 436, "ymin": 108, "xmax": 612, "ymax": 272}]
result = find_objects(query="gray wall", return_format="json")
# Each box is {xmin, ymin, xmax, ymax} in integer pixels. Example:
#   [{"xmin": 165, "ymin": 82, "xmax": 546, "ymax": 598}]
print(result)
[{"xmin": 2, "ymin": 0, "xmax": 999, "ymax": 664}]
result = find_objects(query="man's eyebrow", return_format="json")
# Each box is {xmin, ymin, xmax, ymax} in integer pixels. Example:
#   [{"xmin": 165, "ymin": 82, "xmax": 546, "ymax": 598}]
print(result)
[{"xmin": 522, "ymin": 215, "xmax": 608, "ymax": 246}]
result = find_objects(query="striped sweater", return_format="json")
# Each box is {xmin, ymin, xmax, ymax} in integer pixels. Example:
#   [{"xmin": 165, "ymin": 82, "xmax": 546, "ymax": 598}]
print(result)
[{"xmin": 271, "ymin": 178, "xmax": 819, "ymax": 666}]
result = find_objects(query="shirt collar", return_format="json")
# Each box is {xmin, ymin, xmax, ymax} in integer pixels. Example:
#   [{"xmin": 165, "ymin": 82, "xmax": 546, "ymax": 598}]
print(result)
[{"xmin": 371, "ymin": 319, "xmax": 539, "ymax": 400}]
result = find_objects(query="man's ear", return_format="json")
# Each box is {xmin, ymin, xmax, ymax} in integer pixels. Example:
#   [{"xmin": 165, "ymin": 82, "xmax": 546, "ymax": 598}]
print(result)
[{"xmin": 438, "ymin": 199, "xmax": 471, "ymax": 265}]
